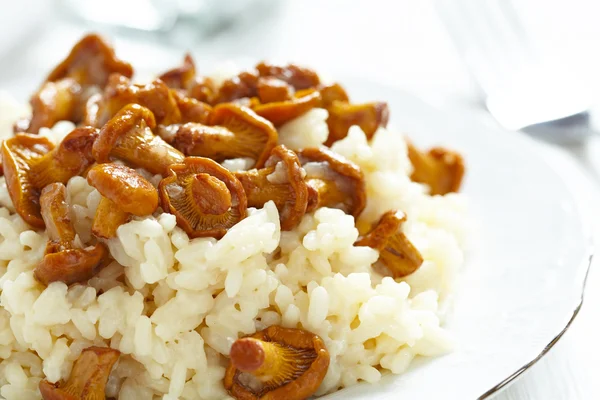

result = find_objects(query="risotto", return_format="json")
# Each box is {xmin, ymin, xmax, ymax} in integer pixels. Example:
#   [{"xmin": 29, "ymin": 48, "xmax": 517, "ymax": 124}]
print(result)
[{"xmin": 0, "ymin": 34, "xmax": 468, "ymax": 399}]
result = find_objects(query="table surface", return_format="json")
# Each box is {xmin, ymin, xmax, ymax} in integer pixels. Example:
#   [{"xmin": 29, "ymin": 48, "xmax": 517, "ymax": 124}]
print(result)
[{"xmin": 2, "ymin": 1, "xmax": 600, "ymax": 399}]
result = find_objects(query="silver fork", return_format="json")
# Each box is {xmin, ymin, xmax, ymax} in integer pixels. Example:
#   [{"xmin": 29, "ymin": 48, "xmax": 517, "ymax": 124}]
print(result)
[{"xmin": 434, "ymin": 0, "xmax": 594, "ymax": 142}]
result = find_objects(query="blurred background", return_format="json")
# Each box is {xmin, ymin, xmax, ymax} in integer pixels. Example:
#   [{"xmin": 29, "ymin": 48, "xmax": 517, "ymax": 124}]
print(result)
[{"xmin": 1, "ymin": 0, "xmax": 600, "ymax": 398}]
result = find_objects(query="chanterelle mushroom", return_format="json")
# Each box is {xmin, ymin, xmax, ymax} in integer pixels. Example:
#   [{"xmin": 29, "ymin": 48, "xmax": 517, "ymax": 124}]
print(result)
[
  {"xmin": 159, "ymin": 53, "xmax": 217, "ymax": 105},
  {"xmin": 159, "ymin": 157, "xmax": 247, "ymax": 238},
  {"xmin": 92, "ymin": 103, "xmax": 185, "ymax": 175},
  {"xmin": 355, "ymin": 210, "xmax": 423, "ymax": 278},
  {"xmin": 31, "ymin": 126, "xmax": 99, "ymax": 185},
  {"xmin": 90, "ymin": 74, "xmax": 182, "ymax": 127},
  {"xmin": 3, "ymin": 128, "xmax": 97, "ymax": 227},
  {"xmin": 298, "ymin": 147, "xmax": 366, "ymax": 218},
  {"xmin": 159, "ymin": 53, "xmax": 197, "ymax": 92},
  {"xmin": 87, "ymin": 163, "xmax": 159, "ymax": 239},
  {"xmin": 171, "ymin": 90, "xmax": 213, "ymax": 125},
  {"xmin": 27, "ymin": 78, "xmax": 81, "ymax": 134},
  {"xmin": 171, "ymin": 103, "xmax": 277, "ymax": 168},
  {"xmin": 235, "ymin": 145, "xmax": 309, "ymax": 230},
  {"xmin": 2, "ymin": 134, "xmax": 55, "ymax": 227},
  {"xmin": 26, "ymin": 34, "xmax": 133, "ymax": 133},
  {"xmin": 46, "ymin": 34, "xmax": 133, "ymax": 87},
  {"xmin": 256, "ymin": 61, "xmax": 321, "ymax": 90},
  {"xmin": 319, "ymin": 82, "xmax": 349, "ymax": 107},
  {"xmin": 214, "ymin": 70, "xmax": 260, "ymax": 104},
  {"xmin": 256, "ymin": 77, "xmax": 293, "ymax": 103},
  {"xmin": 34, "ymin": 183, "xmax": 107, "ymax": 286},
  {"xmin": 252, "ymin": 89, "xmax": 322, "ymax": 126},
  {"xmin": 325, "ymin": 101, "xmax": 389, "ymax": 145},
  {"xmin": 39, "ymin": 346, "xmax": 120, "ymax": 400},
  {"xmin": 407, "ymin": 142, "xmax": 465, "ymax": 195},
  {"xmin": 225, "ymin": 326, "xmax": 330, "ymax": 400}
]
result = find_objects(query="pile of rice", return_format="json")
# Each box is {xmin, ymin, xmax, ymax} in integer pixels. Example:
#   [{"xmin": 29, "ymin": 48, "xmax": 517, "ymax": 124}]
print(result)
[{"xmin": 0, "ymin": 81, "xmax": 468, "ymax": 399}]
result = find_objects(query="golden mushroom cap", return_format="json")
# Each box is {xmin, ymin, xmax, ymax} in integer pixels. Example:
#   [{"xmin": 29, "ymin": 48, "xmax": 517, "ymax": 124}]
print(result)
[
  {"xmin": 209, "ymin": 103, "xmax": 278, "ymax": 168},
  {"xmin": 34, "ymin": 183, "xmax": 108, "ymax": 286},
  {"xmin": 1, "ymin": 134, "xmax": 55, "ymax": 228},
  {"xmin": 159, "ymin": 157, "xmax": 248, "ymax": 239},
  {"xmin": 253, "ymin": 89, "xmax": 322, "ymax": 126},
  {"xmin": 46, "ymin": 33, "xmax": 133, "ymax": 86},
  {"xmin": 225, "ymin": 326, "xmax": 330, "ymax": 400},
  {"xmin": 236, "ymin": 145, "xmax": 309, "ymax": 231},
  {"xmin": 355, "ymin": 210, "xmax": 424, "ymax": 278},
  {"xmin": 39, "ymin": 346, "xmax": 120, "ymax": 400},
  {"xmin": 298, "ymin": 147, "xmax": 367, "ymax": 218},
  {"xmin": 87, "ymin": 163, "xmax": 159, "ymax": 216}
]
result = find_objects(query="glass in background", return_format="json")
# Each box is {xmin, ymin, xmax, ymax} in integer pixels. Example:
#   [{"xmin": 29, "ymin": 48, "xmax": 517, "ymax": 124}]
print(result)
[{"xmin": 56, "ymin": 0, "xmax": 262, "ymax": 45}]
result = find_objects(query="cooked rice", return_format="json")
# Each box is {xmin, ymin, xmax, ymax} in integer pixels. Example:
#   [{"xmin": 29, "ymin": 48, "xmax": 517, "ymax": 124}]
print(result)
[{"xmin": 0, "ymin": 86, "xmax": 468, "ymax": 399}]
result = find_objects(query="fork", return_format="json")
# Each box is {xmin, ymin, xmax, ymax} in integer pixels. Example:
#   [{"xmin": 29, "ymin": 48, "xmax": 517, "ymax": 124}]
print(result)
[{"xmin": 433, "ymin": 0, "xmax": 594, "ymax": 142}]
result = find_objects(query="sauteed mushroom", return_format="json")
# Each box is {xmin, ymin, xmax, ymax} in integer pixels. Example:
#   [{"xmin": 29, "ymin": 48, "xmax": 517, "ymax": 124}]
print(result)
[
  {"xmin": 3, "ymin": 127, "xmax": 98, "ymax": 227},
  {"xmin": 46, "ymin": 34, "xmax": 133, "ymax": 86},
  {"xmin": 31, "ymin": 127, "xmax": 98, "ymax": 185},
  {"xmin": 26, "ymin": 34, "xmax": 133, "ymax": 133},
  {"xmin": 325, "ymin": 101, "xmax": 389, "ymax": 145},
  {"xmin": 298, "ymin": 147, "xmax": 366, "ymax": 218},
  {"xmin": 172, "ymin": 90, "xmax": 213, "ymax": 124},
  {"xmin": 171, "ymin": 103, "xmax": 277, "ymax": 168},
  {"xmin": 256, "ymin": 77, "xmax": 293, "ymax": 103},
  {"xmin": 93, "ymin": 103, "xmax": 184, "ymax": 175},
  {"xmin": 356, "ymin": 210, "xmax": 423, "ymax": 278},
  {"xmin": 225, "ymin": 326, "xmax": 329, "ymax": 400},
  {"xmin": 159, "ymin": 53, "xmax": 197, "ymax": 91},
  {"xmin": 159, "ymin": 157, "xmax": 247, "ymax": 238},
  {"xmin": 34, "ymin": 183, "xmax": 107, "ymax": 285},
  {"xmin": 214, "ymin": 70, "xmax": 260, "ymax": 104},
  {"xmin": 252, "ymin": 89, "xmax": 322, "ymax": 126},
  {"xmin": 256, "ymin": 62, "xmax": 320, "ymax": 90},
  {"xmin": 28, "ymin": 79, "xmax": 81, "ymax": 134},
  {"xmin": 407, "ymin": 142, "xmax": 465, "ymax": 195},
  {"xmin": 319, "ymin": 82, "xmax": 349, "ymax": 107},
  {"xmin": 90, "ymin": 74, "xmax": 182, "ymax": 127},
  {"xmin": 235, "ymin": 145, "xmax": 309, "ymax": 230},
  {"xmin": 2, "ymin": 134, "xmax": 55, "ymax": 227},
  {"xmin": 87, "ymin": 163, "xmax": 159, "ymax": 239},
  {"xmin": 39, "ymin": 347, "xmax": 120, "ymax": 400}
]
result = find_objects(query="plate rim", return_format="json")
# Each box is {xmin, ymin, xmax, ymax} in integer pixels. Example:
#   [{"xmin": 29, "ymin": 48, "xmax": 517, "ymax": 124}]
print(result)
[
  {"xmin": 478, "ymin": 253, "xmax": 593, "ymax": 399},
  {"xmin": 340, "ymin": 75, "xmax": 596, "ymax": 399}
]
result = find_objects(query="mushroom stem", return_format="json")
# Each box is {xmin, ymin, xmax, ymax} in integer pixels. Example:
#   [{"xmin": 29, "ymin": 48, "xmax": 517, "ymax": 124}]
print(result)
[
  {"xmin": 172, "ymin": 123, "xmax": 248, "ymax": 161},
  {"xmin": 235, "ymin": 168, "xmax": 290, "ymax": 207},
  {"xmin": 235, "ymin": 145, "xmax": 309, "ymax": 230},
  {"xmin": 92, "ymin": 197, "xmax": 131, "ymax": 239},
  {"xmin": 159, "ymin": 157, "xmax": 247, "ymax": 239},
  {"xmin": 39, "ymin": 182, "xmax": 76, "ymax": 249},
  {"xmin": 190, "ymin": 173, "xmax": 232, "ymax": 215},
  {"xmin": 231, "ymin": 338, "xmax": 317, "ymax": 385},
  {"xmin": 225, "ymin": 326, "xmax": 330, "ymax": 400},
  {"xmin": 379, "ymin": 230, "xmax": 423, "ymax": 277}
]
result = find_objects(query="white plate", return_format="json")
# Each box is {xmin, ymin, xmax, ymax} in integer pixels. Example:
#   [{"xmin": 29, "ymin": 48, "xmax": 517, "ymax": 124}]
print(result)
[
  {"xmin": 3, "ymin": 44, "xmax": 593, "ymax": 398},
  {"xmin": 320, "ymin": 78, "xmax": 593, "ymax": 399}
]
